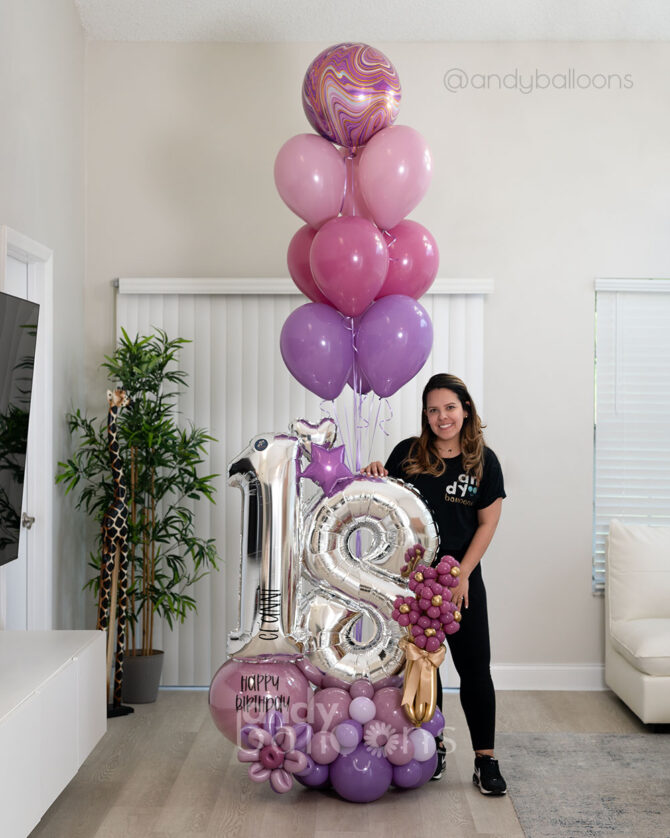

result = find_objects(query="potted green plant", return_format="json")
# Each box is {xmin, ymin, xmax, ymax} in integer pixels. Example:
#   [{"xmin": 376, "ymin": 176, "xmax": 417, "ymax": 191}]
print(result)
[{"xmin": 57, "ymin": 328, "xmax": 220, "ymax": 702}]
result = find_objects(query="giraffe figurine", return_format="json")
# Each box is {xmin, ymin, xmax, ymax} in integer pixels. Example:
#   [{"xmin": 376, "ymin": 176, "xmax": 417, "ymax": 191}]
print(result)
[{"xmin": 96, "ymin": 388, "xmax": 133, "ymax": 716}]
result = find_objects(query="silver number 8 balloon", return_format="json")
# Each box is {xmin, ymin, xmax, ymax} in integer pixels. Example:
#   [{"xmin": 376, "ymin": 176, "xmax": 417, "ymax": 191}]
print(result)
[{"xmin": 227, "ymin": 419, "xmax": 438, "ymax": 684}]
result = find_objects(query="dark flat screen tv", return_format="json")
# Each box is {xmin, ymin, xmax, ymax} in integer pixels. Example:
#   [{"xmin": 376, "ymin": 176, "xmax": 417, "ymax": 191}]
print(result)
[{"xmin": 0, "ymin": 290, "xmax": 39, "ymax": 567}]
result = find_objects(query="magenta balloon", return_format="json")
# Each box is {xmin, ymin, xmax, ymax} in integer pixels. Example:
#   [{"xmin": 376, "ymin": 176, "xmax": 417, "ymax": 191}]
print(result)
[
  {"xmin": 372, "ymin": 687, "xmax": 414, "ymax": 735},
  {"xmin": 312, "ymin": 687, "xmax": 352, "ymax": 732},
  {"xmin": 274, "ymin": 133, "xmax": 345, "ymax": 229},
  {"xmin": 287, "ymin": 226, "xmax": 330, "ymax": 304},
  {"xmin": 302, "ymin": 43, "xmax": 401, "ymax": 148},
  {"xmin": 209, "ymin": 658, "xmax": 312, "ymax": 745},
  {"xmin": 280, "ymin": 303, "xmax": 353, "ymax": 400},
  {"xmin": 329, "ymin": 744, "xmax": 393, "ymax": 802},
  {"xmin": 295, "ymin": 755, "xmax": 331, "ymax": 789},
  {"xmin": 356, "ymin": 295, "xmax": 433, "ymax": 398},
  {"xmin": 359, "ymin": 125, "xmax": 433, "ymax": 230},
  {"xmin": 377, "ymin": 220, "xmax": 439, "ymax": 299},
  {"xmin": 310, "ymin": 216, "xmax": 389, "ymax": 316}
]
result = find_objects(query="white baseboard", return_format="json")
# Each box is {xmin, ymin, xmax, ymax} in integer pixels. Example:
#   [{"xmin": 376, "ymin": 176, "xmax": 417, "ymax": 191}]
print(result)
[{"xmin": 490, "ymin": 663, "xmax": 606, "ymax": 691}]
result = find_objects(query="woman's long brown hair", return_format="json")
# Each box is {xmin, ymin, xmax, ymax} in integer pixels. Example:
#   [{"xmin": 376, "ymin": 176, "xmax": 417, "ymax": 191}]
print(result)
[{"xmin": 403, "ymin": 373, "xmax": 485, "ymax": 481}]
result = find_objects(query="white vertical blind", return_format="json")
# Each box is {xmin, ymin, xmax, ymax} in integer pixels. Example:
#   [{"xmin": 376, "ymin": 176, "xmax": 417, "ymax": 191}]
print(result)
[
  {"xmin": 593, "ymin": 279, "xmax": 670, "ymax": 591},
  {"xmin": 116, "ymin": 278, "xmax": 492, "ymax": 685}
]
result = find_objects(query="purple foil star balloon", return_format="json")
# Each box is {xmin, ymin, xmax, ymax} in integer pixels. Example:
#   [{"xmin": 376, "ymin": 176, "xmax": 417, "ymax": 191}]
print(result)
[{"xmin": 301, "ymin": 443, "xmax": 354, "ymax": 495}]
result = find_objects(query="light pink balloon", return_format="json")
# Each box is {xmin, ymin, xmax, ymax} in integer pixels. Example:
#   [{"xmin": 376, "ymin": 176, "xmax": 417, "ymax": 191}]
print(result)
[
  {"xmin": 377, "ymin": 220, "xmax": 439, "ymax": 299},
  {"xmin": 341, "ymin": 151, "xmax": 374, "ymax": 220},
  {"xmin": 310, "ymin": 216, "xmax": 389, "ymax": 316},
  {"xmin": 286, "ymin": 225, "xmax": 330, "ymax": 304},
  {"xmin": 274, "ymin": 134, "xmax": 345, "ymax": 229},
  {"xmin": 209, "ymin": 658, "xmax": 312, "ymax": 745},
  {"xmin": 359, "ymin": 125, "xmax": 433, "ymax": 231}
]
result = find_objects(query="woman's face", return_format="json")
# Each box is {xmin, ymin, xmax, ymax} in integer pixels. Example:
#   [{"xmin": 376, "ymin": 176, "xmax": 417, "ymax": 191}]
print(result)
[{"xmin": 424, "ymin": 388, "xmax": 467, "ymax": 448}]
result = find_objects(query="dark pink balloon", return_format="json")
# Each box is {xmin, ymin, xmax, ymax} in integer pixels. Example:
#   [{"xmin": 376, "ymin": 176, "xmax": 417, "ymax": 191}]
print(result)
[
  {"xmin": 287, "ymin": 225, "xmax": 330, "ymax": 304},
  {"xmin": 359, "ymin": 125, "xmax": 433, "ymax": 231},
  {"xmin": 372, "ymin": 686, "xmax": 414, "ymax": 734},
  {"xmin": 377, "ymin": 220, "xmax": 439, "ymax": 300},
  {"xmin": 310, "ymin": 216, "xmax": 389, "ymax": 317},
  {"xmin": 312, "ymin": 687, "xmax": 352, "ymax": 732},
  {"xmin": 280, "ymin": 303, "xmax": 353, "ymax": 400},
  {"xmin": 209, "ymin": 658, "xmax": 312, "ymax": 745},
  {"xmin": 274, "ymin": 133, "xmax": 345, "ymax": 229},
  {"xmin": 356, "ymin": 295, "xmax": 433, "ymax": 397}
]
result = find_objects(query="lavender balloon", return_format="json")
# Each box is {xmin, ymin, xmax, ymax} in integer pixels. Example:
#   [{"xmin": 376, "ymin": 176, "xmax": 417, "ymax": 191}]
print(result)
[
  {"xmin": 329, "ymin": 743, "xmax": 393, "ymax": 803},
  {"xmin": 280, "ymin": 303, "xmax": 353, "ymax": 400},
  {"xmin": 356, "ymin": 295, "xmax": 433, "ymax": 397}
]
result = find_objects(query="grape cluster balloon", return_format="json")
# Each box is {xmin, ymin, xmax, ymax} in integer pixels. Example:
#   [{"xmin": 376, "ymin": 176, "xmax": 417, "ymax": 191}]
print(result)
[
  {"xmin": 275, "ymin": 43, "xmax": 438, "ymax": 401},
  {"xmin": 393, "ymin": 557, "xmax": 462, "ymax": 652}
]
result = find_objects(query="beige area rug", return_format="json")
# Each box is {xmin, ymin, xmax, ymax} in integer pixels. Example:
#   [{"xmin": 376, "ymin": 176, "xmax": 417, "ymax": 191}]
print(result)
[{"xmin": 497, "ymin": 731, "xmax": 670, "ymax": 838}]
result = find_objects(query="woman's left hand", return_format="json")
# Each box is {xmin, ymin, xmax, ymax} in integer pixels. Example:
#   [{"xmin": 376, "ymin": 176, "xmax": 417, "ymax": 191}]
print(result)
[{"xmin": 450, "ymin": 576, "xmax": 469, "ymax": 611}]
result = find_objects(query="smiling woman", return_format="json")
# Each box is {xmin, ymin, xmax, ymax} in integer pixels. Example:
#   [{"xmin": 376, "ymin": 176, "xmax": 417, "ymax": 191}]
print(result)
[{"xmin": 362, "ymin": 372, "xmax": 507, "ymax": 792}]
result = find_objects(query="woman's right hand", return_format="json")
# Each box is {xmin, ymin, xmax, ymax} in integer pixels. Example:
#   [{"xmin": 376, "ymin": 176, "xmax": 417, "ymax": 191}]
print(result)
[{"xmin": 361, "ymin": 461, "xmax": 388, "ymax": 477}]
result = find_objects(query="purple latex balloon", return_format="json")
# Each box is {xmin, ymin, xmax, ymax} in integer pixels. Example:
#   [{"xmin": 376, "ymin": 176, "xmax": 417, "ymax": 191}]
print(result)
[
  {"xmin": 329, "ymin": 744, "xmax": 393, "ymax": 803},
  {"xmin": 391, "ymin": 758, "xmax": 423, "ymax": 789},
  {"xmin": 280, "ymin": 302, "xmax": 353, "ymax": 400},
  {"xmin": 356, "ymin": 295, "xmax": 433, "ymax": 397},
  {"xmin": 420, "ymin": 706, "xmax": 445, "ymax": 738},
  {"xmin": 295, "ymin": 755, "xmax": 331, "ymax": 789},
  {"xmin": 334, "ymin": 720, "xmax": 363, "ymax": 749}
]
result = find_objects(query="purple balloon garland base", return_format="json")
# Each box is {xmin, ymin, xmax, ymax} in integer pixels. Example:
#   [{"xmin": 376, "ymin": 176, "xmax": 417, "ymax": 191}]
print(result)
[{"xmin": 232, "ymin": 677, "xmax": 442, "ymax": 804}]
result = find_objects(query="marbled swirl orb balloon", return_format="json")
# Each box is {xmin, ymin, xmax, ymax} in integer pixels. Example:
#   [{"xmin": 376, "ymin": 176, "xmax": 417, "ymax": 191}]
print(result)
[{"xmin": 302, "ymin": 43, "xmax": 401, "ymax": 149}]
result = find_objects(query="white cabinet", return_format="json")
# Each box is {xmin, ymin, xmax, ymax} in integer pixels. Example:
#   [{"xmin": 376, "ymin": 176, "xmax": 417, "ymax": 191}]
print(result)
[{"xmin": 0, "ymin": 631, "xmax": 106, "ymax": 838}]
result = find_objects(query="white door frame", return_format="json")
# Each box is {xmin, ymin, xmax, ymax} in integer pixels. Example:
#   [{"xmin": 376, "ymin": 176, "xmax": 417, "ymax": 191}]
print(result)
[{"xmin": 0, "ymin": 226, "xmax": 54, "ymax": 630}]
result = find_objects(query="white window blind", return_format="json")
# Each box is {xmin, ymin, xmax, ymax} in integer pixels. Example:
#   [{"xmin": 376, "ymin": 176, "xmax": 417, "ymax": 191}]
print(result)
[
  {"xmin": 593, "ymin": 278, "xmax": 670, "ymax": 591},
  {"xmin": 115, "ymin": 277, "xmax": 493, "ymax": 685}
]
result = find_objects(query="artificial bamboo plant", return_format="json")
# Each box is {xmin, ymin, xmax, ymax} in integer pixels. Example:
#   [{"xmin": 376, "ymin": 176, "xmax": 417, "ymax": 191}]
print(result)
[{"xmin": 57, "ymin": 329, "xmax": 220, "ymax": 655}]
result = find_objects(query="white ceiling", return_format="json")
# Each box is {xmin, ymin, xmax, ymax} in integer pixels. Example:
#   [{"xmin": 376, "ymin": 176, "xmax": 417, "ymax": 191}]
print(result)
[{"xmin": 74, "ymin": 0, "xmax": 670, "ymax": 42}]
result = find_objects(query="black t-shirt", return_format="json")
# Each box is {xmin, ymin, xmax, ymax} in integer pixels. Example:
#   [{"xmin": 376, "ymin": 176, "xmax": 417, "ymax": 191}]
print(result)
[{"xmin": 385, "ymin": 438, "xmax": 506, "ymax": 564}]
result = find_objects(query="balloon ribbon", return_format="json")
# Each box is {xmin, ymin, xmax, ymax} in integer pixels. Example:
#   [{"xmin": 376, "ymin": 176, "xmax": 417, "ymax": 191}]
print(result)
[{"xmin": 399, "ymin": 638, "xmax": 445, "ymax": 726}]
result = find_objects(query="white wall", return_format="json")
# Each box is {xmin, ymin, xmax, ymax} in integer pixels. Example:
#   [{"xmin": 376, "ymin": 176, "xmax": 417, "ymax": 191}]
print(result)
[
  {"xmin": 0, "ymin": 0, "xmax": 87, "ymax": 627},
  {"xmin": 84, "ymin": 41, "xmax": 670, "ymax": 677}
]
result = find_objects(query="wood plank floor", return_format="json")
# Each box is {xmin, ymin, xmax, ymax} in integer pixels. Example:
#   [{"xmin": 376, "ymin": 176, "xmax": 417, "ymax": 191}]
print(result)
[{"xmin": 30, "ymin": 689, "xmax": 645, "ymax": 838}]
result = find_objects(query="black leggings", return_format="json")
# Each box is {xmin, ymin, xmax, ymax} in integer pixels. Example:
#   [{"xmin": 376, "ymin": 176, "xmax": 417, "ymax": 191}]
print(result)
[{"xmin": 436, "ymin": 565, "xmax": 496, "ymax": 751}]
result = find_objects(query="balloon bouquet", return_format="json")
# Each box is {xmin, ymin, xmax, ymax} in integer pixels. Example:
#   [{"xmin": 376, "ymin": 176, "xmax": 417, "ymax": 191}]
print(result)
[{"xmin": 209, "ymin": 44, "xmax": 459, "ymax": 804}]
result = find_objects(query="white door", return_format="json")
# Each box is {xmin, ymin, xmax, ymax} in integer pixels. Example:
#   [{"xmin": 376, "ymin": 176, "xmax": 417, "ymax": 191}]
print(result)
[
  {"xmin": 1, "ymin": 256, "xmax": 31, "ymax": 629},
  {"xmin": 0, "ymin": 227, "xmax": 53, "ymax": 631}
]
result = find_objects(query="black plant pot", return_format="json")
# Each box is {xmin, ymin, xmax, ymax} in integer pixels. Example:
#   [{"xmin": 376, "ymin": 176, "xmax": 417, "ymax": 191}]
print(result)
[{"xmin": 121, "ymin": 650, "xmax": 165, "ymax": 704}]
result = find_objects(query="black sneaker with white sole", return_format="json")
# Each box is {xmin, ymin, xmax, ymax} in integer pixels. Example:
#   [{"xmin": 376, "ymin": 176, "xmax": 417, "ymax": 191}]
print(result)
[
  {"xmin": 431, "ymin": 738, "xmax": 447, "ymax": 781},
  {"xmin": 473, "ymin": 755, "xmax": 507, "ymax": 795}
]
